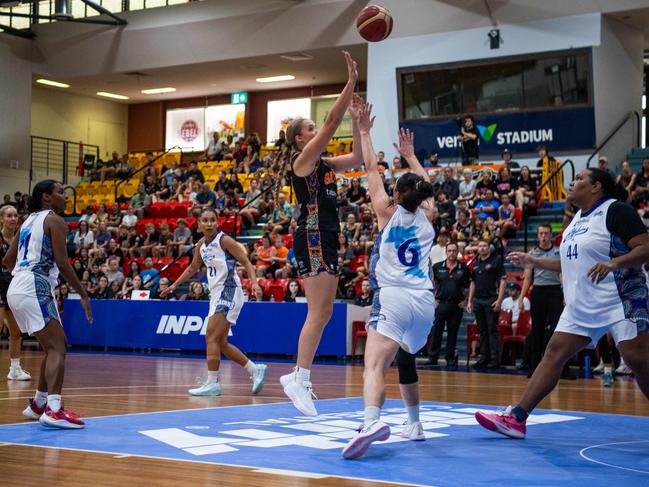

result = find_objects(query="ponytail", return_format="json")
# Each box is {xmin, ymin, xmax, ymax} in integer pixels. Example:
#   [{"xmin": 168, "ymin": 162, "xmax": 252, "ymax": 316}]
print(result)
[
  {"xmin": 28, "ymin": 179, "xmax": 58, "ymax": 214},
  {"xmin": 395, "ymin": 173, "xmax": 435, "ymax": 212}
]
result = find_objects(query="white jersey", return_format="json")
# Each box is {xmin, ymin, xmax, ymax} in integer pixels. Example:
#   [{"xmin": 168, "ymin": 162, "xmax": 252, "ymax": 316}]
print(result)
[
  {"xmin": 369, "ymin": 205, "xmax": 435, "ymax": 290},
  {"xmin": 560, "ymin": 198, "xmax": 649, "ymax": 328},
  {"xmin": 200, "ymin": 231, "xmax": 241, "ymax": 301},
  {"xmin": 13, "ymin": 210, "xmax": 59, "ymax": 287}
]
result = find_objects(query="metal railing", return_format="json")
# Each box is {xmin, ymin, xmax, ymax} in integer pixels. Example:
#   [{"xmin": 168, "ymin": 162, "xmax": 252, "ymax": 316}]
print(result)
[
  {"xmin": 30, "ymin": 136, "xmax": 99, "ymax": 190},
  {"xmin": 586, "ymin": 111, "xmax": 640, "ymax": 167},
  {"xmin": 522, "ymin": 159, "xmax": 575, "ymax": 251},
  {"xmin": 113, "ymin": 146, "xmax": 182, "ymax": 201}
]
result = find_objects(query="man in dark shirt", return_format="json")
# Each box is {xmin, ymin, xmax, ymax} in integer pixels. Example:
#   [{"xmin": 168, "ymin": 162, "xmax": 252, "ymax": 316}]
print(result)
[
  {"xmin": 502, "ymin": 148, "xmax": 520, "ymax": 169},
  {"xmin": 428, "ymin": 242, "xmax": 470, "ymax": 368},
  {"xmin": 214, "ymin": 171, "xmax": 233, "ymax": 193},
  {"xmin": 354, "ymin": 279, "xmax": 373, "ymax": 307},
  {"xmin": 184, "ymin": 161, "xmax": 205, "ymax": 183},
  {"xmin": 467, "ymin": 239, "xmax": 506, "ymax": 368},
  {"xmin": 195, "ymin": 183, "xmax": 217, "ymax": 210},
  {"xmin": 440, "ymin": 167, "xmax": 460, "ymax": 201},
  {"xmin": 459, "ymin": 115, "xmax": 479, "ymax": 165}
]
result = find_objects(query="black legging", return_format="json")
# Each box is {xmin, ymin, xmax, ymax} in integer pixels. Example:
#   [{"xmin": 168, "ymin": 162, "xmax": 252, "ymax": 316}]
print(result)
[
  {"xmin": 529, "ymin": 286, "xmax": 564, "ymax": 370},
  {"xmin": 396, "ymin": 348, "xmax": 418, "ymax": 385}
]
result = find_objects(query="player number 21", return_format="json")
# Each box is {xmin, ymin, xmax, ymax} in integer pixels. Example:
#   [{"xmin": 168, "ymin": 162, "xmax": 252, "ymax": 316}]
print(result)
[{"xmin": 566, "ymin": 244, "xmax": 578, "ymax": 260}]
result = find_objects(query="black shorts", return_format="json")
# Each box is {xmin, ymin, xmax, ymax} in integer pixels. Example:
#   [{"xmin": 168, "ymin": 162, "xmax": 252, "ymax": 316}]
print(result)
[
  {"xmin": 293, "ymin": 227, "xmax": 339, "ymax": 278},
  {"xmin": 0, "ymin": 278, "xmax": 10, "ymax": 310}
]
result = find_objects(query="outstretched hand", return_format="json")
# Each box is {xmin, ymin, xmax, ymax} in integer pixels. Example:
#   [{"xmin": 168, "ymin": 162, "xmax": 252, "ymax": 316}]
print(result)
[
  {"xmin": 357, "ymin": 101, "xmax": 375, "ymax": 133},
  {"xmin": 342, "ymin": 50, "xmax": 358, "ymax": 84},
  {"xmin": 507, "ymin": 251, "xmax": 535, "ymax": 269},
  {"xmin": 348, "ymin": 93, "xmax": 364, "ymax": 121},
  {"xmin": 393, "ymin": 128, "xmax": 415, "ymax": 160}
]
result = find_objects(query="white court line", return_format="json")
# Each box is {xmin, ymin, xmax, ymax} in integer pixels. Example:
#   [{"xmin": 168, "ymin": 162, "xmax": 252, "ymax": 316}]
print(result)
[
  {"xmin": 579, "ymin": 440, "xmax": 649, "ymax": 475},
  {"xmin": 0, "ymin": 440, "xmax": 432, "ymax": 487}
]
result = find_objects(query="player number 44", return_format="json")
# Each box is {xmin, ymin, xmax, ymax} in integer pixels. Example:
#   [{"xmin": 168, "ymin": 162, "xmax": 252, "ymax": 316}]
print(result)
[{"xmin": 566, "ymin": 244, "xmax": 578, "ymax": 260}]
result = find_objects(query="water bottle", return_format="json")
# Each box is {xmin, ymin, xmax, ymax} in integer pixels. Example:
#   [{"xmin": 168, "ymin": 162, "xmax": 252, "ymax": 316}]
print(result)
[
  {"xmin": 584, "ymin": 354, "xmax": 591, "ymax": 379},
  {"xmin": 269, "ymin": 294, "xmax": 274, "ymax": 302}
]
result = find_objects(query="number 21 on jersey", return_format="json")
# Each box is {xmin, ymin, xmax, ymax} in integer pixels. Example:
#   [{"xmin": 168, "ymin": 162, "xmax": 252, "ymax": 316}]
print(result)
[{"xmin": 566, "ymin": 244, "xmax": 578, "ymax": 260}]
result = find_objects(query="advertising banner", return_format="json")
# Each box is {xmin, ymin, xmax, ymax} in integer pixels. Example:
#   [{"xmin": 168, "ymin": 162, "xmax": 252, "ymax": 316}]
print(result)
[
  {"xmin": 266, "ymin": 98, "xmax": 311, "ymax": 144},
  {"xmin": 401, "ymin": 107, "xmax": 595, "ymax": 160},
  {"xmin": 63, "ymin": 300, "xmax": 350, "ymax": 356},
  {"xmin": 205, "ymin": 103, "xmax": 246, "ymax": 141},
  {"xmin": 165, "ymin": 108, "xmax": 205, "ymax": 152}
]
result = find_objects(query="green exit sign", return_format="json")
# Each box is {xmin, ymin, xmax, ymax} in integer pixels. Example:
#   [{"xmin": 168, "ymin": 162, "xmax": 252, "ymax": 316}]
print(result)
[{"xmin": 231, "ymin": 92, "xmax": 248, "ymax": 104}]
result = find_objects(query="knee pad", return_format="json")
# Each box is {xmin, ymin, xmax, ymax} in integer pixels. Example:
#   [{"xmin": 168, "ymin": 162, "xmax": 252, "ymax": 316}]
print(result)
[{"xmin": 396, "ymin": 348, "xmax": 418, "ymax": 385}]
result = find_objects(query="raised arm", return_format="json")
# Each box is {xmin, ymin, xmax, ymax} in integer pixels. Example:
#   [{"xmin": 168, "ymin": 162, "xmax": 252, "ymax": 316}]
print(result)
[
  {"xmin": 358, "ymin": 103, "xmax": 394, "ymax": 230},
  {"xmin": 324, "ymin": 93, "xmax": 365, "ymax": 173},
  {"xmin": 393, "ymin": 128, "xmax": 436, "ymax": 220},
  {"xmin": 393, "ymin": 128, "xmax": 430, "ymax": 183},
  {"xmin": 293, "ymin": 51, "xmax": 358, "ymax": 177}
]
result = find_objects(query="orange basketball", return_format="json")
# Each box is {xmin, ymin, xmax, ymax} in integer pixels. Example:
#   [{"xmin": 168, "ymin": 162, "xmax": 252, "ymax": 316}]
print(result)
[{"xmin": 356, "ymin": 4, "xmax": 393, "ymax": 42}]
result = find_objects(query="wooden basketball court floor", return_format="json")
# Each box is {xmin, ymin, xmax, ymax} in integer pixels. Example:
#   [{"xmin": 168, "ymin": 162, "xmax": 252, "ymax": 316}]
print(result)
[{"xmin": 1, "ymin": 348, "xmax": 648, "ymax": 487}]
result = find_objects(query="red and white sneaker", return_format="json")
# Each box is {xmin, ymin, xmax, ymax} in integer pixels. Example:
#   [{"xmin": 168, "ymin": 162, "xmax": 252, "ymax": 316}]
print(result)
[
  {"xmin": 39, "ymin": 407, "xmax": 85, "ymax": 429},
  {"xmin": 342, "ymin": 421, "xmax": 391, "ymax": 459},
  {"xmin": 475, "ymin": 406, "xmax": 526, "ymax": 439},
  {"xmin": 22, "ymin": 399, "xmax": 46, "ymax": 420}
]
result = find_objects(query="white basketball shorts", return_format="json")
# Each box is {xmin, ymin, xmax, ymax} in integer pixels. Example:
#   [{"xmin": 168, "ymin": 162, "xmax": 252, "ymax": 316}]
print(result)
[
  {"xmin": 209, "ymin": 285, "xmax": 244, "ymax": 324},
  {"xmin": 555, "ymin": 316, "xmax": 647, "ymax": 348},
  {"xmin": 367, "ymin": 287, "xmax": 436, "ymax": 354},
  {"xmin": 7, "ymin": 272, "xmax": 61, "ymax": 335}
]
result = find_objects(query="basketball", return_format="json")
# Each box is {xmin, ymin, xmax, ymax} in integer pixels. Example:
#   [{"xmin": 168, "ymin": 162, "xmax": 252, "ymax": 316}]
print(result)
[{"xmin": 356, "ymin": 4, "xmax": 393, "ymax": 42}]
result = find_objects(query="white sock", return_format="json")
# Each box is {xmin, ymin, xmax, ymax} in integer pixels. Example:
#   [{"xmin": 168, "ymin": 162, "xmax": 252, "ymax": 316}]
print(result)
[
  {"xmin": 244, "ymin": 360, "xmax": 256, "ymax": 375},
  {"xmin": 296, "ymin": 367, "xmax": 311, "ymax": 382},
  {"xmin": 47, "ymin": 394, "xmax": 62, "ymax": 413},
  {"xmin": 364, "ymin": 406, "xmax": 381, "ymax": 424},
  {"xmin": 207, "ymin": 371, "xmax": 219, "ymax": 383},
  {"xmin": 34, "ymin": 391, "xmax": 48, "ymax": 408},
  {"xmin": 604, "ymin": 366, "xmax": 613, "ymax": 375},
  {"xmin": 10, "ymin": 358, "xmax": 20, "ymax": 369},
  {"xmin": 406, "ymin": 404, "xmax": 420, "ymax": 424}
]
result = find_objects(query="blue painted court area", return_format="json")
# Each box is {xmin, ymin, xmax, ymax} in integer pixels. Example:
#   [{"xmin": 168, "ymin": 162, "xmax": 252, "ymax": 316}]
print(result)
[{"xmin": 0, "ymin": 398, "xmax": 648, "ymax": 486}]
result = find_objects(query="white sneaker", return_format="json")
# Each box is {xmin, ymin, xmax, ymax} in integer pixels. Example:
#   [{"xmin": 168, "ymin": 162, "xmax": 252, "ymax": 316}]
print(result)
[
  {"xmin": 7, "ymin": 366, "xmax": 31, "ymax": 381},
  {"xmin": 251, "ymin": 364, "xmax": 268, "ymax": 395},
  {"xmin": 342, "ymin": 421, "xmax": 391, "ymax": 459},
  {"xmin": 616, "ymin": 361, "xmax": 632, "ymax": 375},
  {"xmin": 188, "ymin": 380, "xmax": 221, "ymax": 396},
  {"xmin": 400, "ymin": 421, "xmax": 425, "ymax": 441},
  {"xmin": 592, "ymin": 359, "xmax": 604, "ymax": 374},
  {"xmin": 280, "ymin": 372, "xmax": 317, "ymax": 416}
]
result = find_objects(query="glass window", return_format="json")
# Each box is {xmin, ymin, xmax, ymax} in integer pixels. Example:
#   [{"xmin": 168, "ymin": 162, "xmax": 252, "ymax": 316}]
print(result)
[{"xmin": 400, "ymin": 50, "xmax": 590, "ymax": 120}]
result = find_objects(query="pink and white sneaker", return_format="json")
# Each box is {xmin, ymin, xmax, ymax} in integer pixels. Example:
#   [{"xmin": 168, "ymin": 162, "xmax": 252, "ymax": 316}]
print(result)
[
  {"xmin": 342, "ymin": 421, "xmax": 391, "ymax": 459},
  {"xmin": 39, "ymin": 406, "xmax": 85, "ymax": 429},
  {"xmin": 400, "ymin": 421, "xmax": 425, "ymax": 441},
  {"xmin": 475, "ymin": 406, "xmax": 526, "ymax": 439},
  {"xmin": 22, "ymin": 399, "xmax": 46, "ymax": 420}
]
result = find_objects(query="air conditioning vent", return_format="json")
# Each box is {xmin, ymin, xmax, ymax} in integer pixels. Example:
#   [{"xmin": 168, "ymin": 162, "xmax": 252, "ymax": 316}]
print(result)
[{"xmin": 280, "ymin": 52, "xmax": 314, "ymax": 62}]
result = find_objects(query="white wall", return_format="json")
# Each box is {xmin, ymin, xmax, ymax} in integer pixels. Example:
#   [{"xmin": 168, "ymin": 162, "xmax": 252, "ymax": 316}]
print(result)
[
  {"xmin": 367, "ymin": 14, "xmax": 602, "ymax": 162},
  {"xmin": 592, "ymin": 16, "xmax": 644, "ymax": 170},
  {"xmin": 0, "ymin": 36, "xmax": 32, "ymax": 173},
  {"xmin": 31, "ymin": 86, "xmax": 128, "ymax": 159}
]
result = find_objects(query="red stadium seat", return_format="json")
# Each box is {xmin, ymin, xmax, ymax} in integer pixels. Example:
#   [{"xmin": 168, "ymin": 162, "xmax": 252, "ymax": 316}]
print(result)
[
  {"xmin": 499, "ymin": 310, "xmax": 531, "ymax": 366},
  {"xmin": 466, "ymin": 321, "xmax": 480, "ymax": 367},
  {"xmin": 351, "ymin": 320, "xmax": 367, "ymax": 358}
]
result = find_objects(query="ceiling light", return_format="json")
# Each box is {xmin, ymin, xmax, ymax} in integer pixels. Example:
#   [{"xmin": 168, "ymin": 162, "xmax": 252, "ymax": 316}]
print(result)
[
  {"xmin": 97, "ymin": 91, "xmax": 129, "ymax": 100},
  {"xmin": 36, "ymin": 78, "xmax": 70, "ymax": 88},
  {"xmin": 256, "ymin": 75, "xmax": 295, "ymax": 83},
  {"xmin": 141, "ymin": 87, "xmax": 176, "ymax": 94}
]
